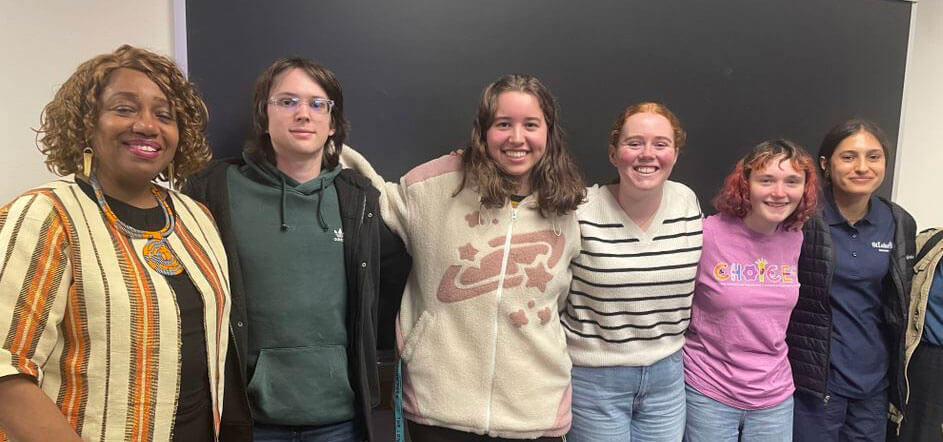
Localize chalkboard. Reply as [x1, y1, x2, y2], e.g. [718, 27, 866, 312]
[186, 0, 911, 205]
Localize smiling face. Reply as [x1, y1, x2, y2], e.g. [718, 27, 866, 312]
[267, 67, 335, 166]
[609, 112, 678, 198]
[823, 130, 886, 200]
[743, 155, 806, 234]
[485, 91, 548, 194]
[91, 68, 179, 192]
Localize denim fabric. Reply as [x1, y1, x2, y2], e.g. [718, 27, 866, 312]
[407, 421, 563, 441]
[567, 350, 685, 442]
[252, 420, 360, 442]
[793, 389, 888, 442]
[684, 384, 792, 442]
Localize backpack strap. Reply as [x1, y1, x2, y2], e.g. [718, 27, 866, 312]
[916, 229, 943, 264]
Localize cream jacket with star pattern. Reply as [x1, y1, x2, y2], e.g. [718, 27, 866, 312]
[343, 149, 579, 438]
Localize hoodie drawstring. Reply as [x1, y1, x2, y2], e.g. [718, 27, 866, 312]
[279, 175, 289, 231]
[279, 173, 329, 232]
[316, 179, 328, 231]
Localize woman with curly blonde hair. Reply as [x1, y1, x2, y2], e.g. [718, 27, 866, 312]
[0, 45, 229, 442]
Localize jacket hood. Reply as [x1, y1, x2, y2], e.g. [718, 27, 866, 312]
[242, 151, 341, 195]
[241, 151, 342, 231]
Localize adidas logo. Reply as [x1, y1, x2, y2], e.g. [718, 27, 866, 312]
[333, 227, 344, 242]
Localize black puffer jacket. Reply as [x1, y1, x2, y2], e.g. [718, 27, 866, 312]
[184, 158, 406, 441]
[786, 197, 916, 411]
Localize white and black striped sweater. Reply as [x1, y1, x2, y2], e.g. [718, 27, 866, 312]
[563, 181, 703, 367]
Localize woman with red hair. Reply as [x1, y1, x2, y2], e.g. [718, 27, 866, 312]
[563, 102, 703, 442]
[682, 139, 818, 441]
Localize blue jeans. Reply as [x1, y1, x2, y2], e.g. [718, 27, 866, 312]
[567, 350, 685, 442]
[793, 389, 888, 442]
[253, 420, 361, 442]
[684, 384, 793, 442]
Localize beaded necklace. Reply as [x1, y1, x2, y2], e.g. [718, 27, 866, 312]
[90, 174, 184, 276]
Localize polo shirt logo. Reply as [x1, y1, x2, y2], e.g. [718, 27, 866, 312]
[871, 241, 893, 252]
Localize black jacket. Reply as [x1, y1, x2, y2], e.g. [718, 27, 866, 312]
[184, 158, 405, 441]
[786, 197, 916, 410]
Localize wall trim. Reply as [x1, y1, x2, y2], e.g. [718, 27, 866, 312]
[893, 2, 918, 201]
[172, 0, 188, 76]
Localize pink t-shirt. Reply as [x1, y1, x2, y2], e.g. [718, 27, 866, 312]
[682, 214, 802, 410]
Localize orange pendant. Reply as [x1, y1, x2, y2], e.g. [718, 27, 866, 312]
[142, 238, 183, 276]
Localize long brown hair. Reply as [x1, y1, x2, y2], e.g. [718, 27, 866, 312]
[458, 74, 585, 216]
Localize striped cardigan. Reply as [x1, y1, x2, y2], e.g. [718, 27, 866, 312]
[563, 182, 703, 367]
[0, 178, 230, 441]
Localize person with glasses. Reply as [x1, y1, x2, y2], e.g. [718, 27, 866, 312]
[185, 58, 404, 441]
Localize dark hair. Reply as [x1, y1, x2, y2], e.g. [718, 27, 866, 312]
[817, 118, 889, 179]
[458, 74, 585, 217]
[245, 57, 349, 169]
[37, 45, 210, 187]
[608, 101, 687, 151]
[714, 139, 819, 230]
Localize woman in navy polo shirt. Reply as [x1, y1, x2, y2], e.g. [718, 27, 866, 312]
[788, 119, 916, 442]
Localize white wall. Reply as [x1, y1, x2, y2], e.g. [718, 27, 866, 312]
[896, 1, 943, 230]
[0, 0, 175, 203]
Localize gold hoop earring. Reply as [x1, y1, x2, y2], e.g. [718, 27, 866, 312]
[82, 147, 93, 178]
[166, 161, 176, 191]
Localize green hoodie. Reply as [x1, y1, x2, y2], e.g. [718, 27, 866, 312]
[226, 152, 353, 425]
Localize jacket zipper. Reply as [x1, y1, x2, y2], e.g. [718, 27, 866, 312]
[357, 194, 366, 240]
[229, 324, 244, 385]
[227, 321, 249, 435]
[484, 205, 518, 432]
[353, 193, 366, 351]
[894, 252, 908, 409]
[352, 193, 369, 433]
[823, 221, 836, 406]
[890, 230, 908, 427]
[902, 252, 936, 406]
[890, 207, 910, 437]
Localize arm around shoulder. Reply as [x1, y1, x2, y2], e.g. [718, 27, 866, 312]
[339, 144, 414, 242]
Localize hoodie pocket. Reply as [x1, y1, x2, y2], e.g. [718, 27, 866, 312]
[399, 311, 434, 363]
[247, 345, 355, 425]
